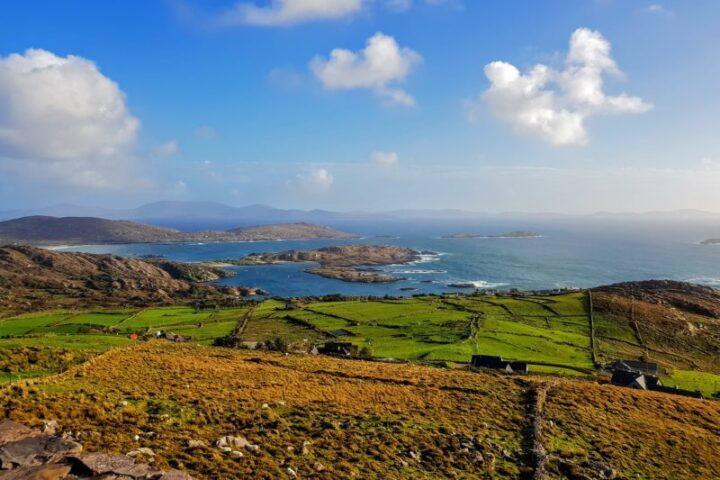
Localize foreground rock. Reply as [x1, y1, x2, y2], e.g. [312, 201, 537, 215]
[0, 419, 193, 479]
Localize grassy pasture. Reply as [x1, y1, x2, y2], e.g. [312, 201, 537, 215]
[663, 370, 720, 398]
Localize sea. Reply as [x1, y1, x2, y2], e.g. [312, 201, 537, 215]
[54, 218, 720, 298]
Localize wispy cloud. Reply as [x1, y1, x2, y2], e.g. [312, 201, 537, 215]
[217, 0, 363, 27]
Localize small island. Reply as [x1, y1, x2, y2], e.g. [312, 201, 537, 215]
[229, 245, 433, 283]
[442, 230, 541, 239]
[701, 239, 720, 245]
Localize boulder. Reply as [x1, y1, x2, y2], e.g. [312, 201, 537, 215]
[0, 435, 82, 469]
[0, 463, 71, 479]
[0, 420, 40, 447]
[66, 453, 161, 478]
[186, 440, 205, 449]
[215, 436, 250, 450]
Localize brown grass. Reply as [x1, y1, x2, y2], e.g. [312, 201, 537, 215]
[1, 342, 718, 479]
[0, 342, 530, 479]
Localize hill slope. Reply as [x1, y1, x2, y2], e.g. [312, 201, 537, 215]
[592, 280, 720, 374]
[0, 216, 180, 245]
[0, 245, 246, 311]
[0, 216, 356, 245]
[2, 342, 717, 479]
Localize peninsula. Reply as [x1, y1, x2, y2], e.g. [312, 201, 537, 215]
[233, 245, 432, 283]
[0, 216, 357, 246]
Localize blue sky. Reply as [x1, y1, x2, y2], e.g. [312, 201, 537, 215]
[0, 0, 719, 212]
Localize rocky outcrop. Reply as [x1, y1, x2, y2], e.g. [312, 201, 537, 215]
[594, 280, 720, 319]
[0, 245, 255, 312]
[0, 419, 194, 479]
[306, 267, 400, 283]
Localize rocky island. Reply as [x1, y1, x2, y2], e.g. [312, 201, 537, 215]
[442, 230, 541, 239]
[0, 216, 357, 245]
[701, 238, 720, 245]
[233, 245, 434, 283]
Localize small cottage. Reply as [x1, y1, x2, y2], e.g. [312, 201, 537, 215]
[611, 370, 661, 390]
[318, 342, 358, 356]
[471, 355, 528, 373]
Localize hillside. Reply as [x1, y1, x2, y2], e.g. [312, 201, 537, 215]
[0, 245, 253, 312]
[2, 342, 718, 479]
[0, 216, 180, 245]
[592, 280, 720, 374]
[0, 216, 356, 246]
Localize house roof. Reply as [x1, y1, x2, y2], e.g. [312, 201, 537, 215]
[612, 360, 659, 373]
[328, 329, 354, 337]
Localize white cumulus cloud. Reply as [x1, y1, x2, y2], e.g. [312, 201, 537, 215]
[219, 0, 363, 26]
[371, 151, 400, 167]
[475, 28, 652, 146]
[0, 49, 140, 187]
[310, 32, 422, 107]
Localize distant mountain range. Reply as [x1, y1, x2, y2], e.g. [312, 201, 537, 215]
[1, 201, 719, 229]
[0, 216, 356, 246]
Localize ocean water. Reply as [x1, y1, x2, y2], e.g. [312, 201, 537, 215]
[56, 219, 720, 298]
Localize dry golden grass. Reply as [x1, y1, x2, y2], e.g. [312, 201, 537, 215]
[544, 379, 720, 479]
[0, 342, 530, 479]
[1, 342, 718, 479]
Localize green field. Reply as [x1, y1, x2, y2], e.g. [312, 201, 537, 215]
[0, 293, 717, 398]
[663, 370, 720, 398]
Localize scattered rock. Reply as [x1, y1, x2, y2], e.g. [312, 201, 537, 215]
[313, 462, 326, 472]
[186, 440, 205, 449]
[245, 444, 260, 453]
[215, 436, 250, 451]
[286, 466, 297, 477]
[584, 460, 618, 479]
[0, 421, 196, 479]
[229, 450, 244, 459]
[41, 421, 59, 437]
[300, 441, 312, 456]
